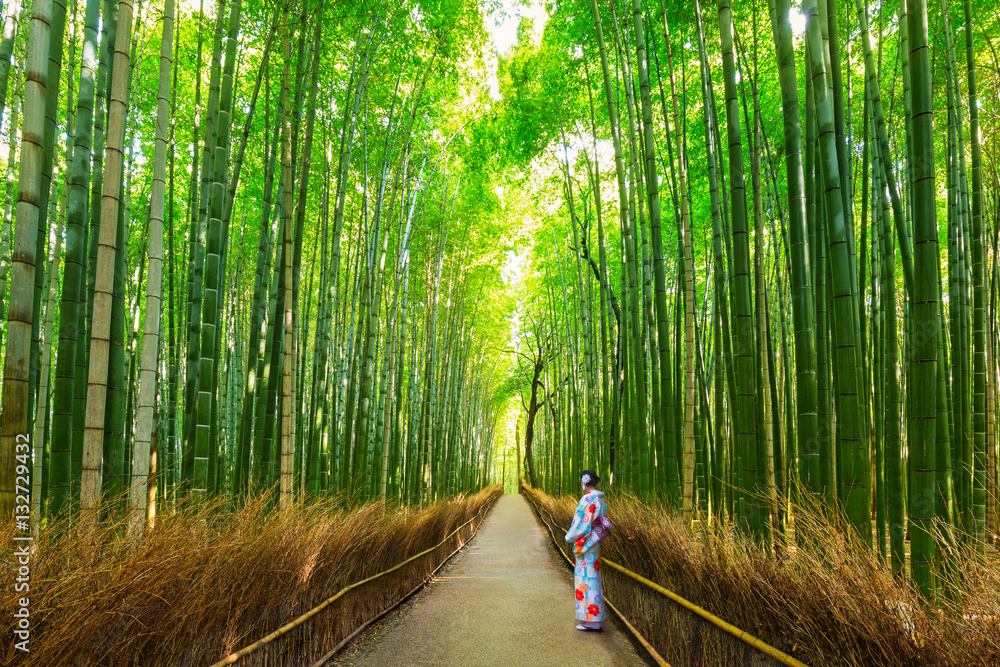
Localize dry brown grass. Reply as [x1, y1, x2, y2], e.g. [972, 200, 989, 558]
[522, 483, 1000, 667]
[1, 486, 500, 666]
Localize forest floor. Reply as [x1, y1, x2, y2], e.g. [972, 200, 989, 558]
[328, 493, 649, 666]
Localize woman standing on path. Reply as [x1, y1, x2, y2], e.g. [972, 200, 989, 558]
[565, 470, 608, 632]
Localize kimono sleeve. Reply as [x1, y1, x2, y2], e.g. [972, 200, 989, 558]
[581, 529, 601, 553]
[564, 496, 595, 543]
[579, 498, 607, 551]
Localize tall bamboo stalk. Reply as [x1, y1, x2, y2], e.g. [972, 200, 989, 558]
[906, 0, 941, 598]
[128, 0, 174, 537]
[278, 6, 296, 511]
[79, 0, 134, 535]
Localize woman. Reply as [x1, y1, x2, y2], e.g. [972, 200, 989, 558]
[564, 470, 607, 632]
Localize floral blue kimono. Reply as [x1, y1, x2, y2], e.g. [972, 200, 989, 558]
[564, 490, 607, 623]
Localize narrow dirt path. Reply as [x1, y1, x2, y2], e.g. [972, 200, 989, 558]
[340, 493, 648, 666]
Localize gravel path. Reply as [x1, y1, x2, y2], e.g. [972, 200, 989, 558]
[333, 493, 648, 666]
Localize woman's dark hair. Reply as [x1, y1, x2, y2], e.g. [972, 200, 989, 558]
[581, 470, 601, 486]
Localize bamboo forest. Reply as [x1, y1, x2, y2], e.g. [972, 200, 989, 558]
[1, 0, 1000, 662]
